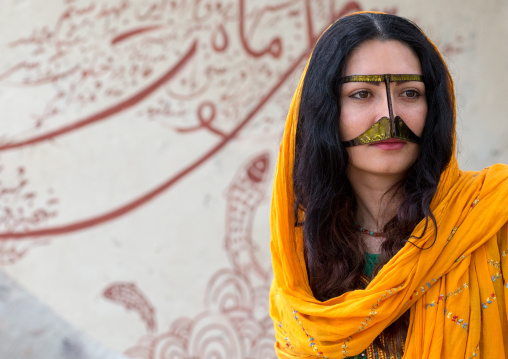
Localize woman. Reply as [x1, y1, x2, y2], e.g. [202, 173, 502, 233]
[269, 11, 508, 359]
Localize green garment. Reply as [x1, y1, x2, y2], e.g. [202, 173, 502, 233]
[364, 252, 380, 277]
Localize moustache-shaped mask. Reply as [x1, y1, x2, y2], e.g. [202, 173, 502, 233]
[339, 74, 423, 148]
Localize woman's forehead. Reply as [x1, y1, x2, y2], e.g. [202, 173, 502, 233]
[343, 39, 422, 76]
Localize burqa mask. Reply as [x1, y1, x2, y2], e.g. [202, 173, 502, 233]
[340, 74, 423, 147]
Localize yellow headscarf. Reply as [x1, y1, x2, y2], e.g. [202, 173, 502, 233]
[269, 12, 508, 359]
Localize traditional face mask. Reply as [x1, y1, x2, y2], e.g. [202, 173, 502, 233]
[340, 74, 424, 147]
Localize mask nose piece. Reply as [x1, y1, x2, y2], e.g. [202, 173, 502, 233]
[383, 75, 396, 137]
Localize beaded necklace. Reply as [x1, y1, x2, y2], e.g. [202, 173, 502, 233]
[356, 223, 384, 237]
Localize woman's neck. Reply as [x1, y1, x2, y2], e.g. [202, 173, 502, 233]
[349, 171, 404, 253]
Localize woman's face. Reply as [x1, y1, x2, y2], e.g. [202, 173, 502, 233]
[339, 39, 427, 180]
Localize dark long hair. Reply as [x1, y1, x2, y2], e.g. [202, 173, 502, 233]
[293, 13, 454, 353]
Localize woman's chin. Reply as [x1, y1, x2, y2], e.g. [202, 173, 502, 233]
[347, 146, 419, 179]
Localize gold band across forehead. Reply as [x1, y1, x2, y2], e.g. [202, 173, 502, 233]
[340, 73, 424, 147]
[340, 74, 423, 83]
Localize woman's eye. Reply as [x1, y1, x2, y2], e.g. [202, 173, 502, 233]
[351, 91, 370, 99]
[402, 90, 420, 98]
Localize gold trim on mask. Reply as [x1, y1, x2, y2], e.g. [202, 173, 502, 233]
[340, 73, 424, 147]
[341, 116, 420, 147]
[340, 74, 423, 83]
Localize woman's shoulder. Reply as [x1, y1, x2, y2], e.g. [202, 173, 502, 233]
[462, 163, 508, 190]
[482, 163, 508, 174]
[463, 163, 508, 176]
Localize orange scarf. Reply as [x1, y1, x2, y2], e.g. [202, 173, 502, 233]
[269, 17, 508, 359]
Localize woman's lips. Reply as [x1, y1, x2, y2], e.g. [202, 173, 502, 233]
[371, 139, 406, 150]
